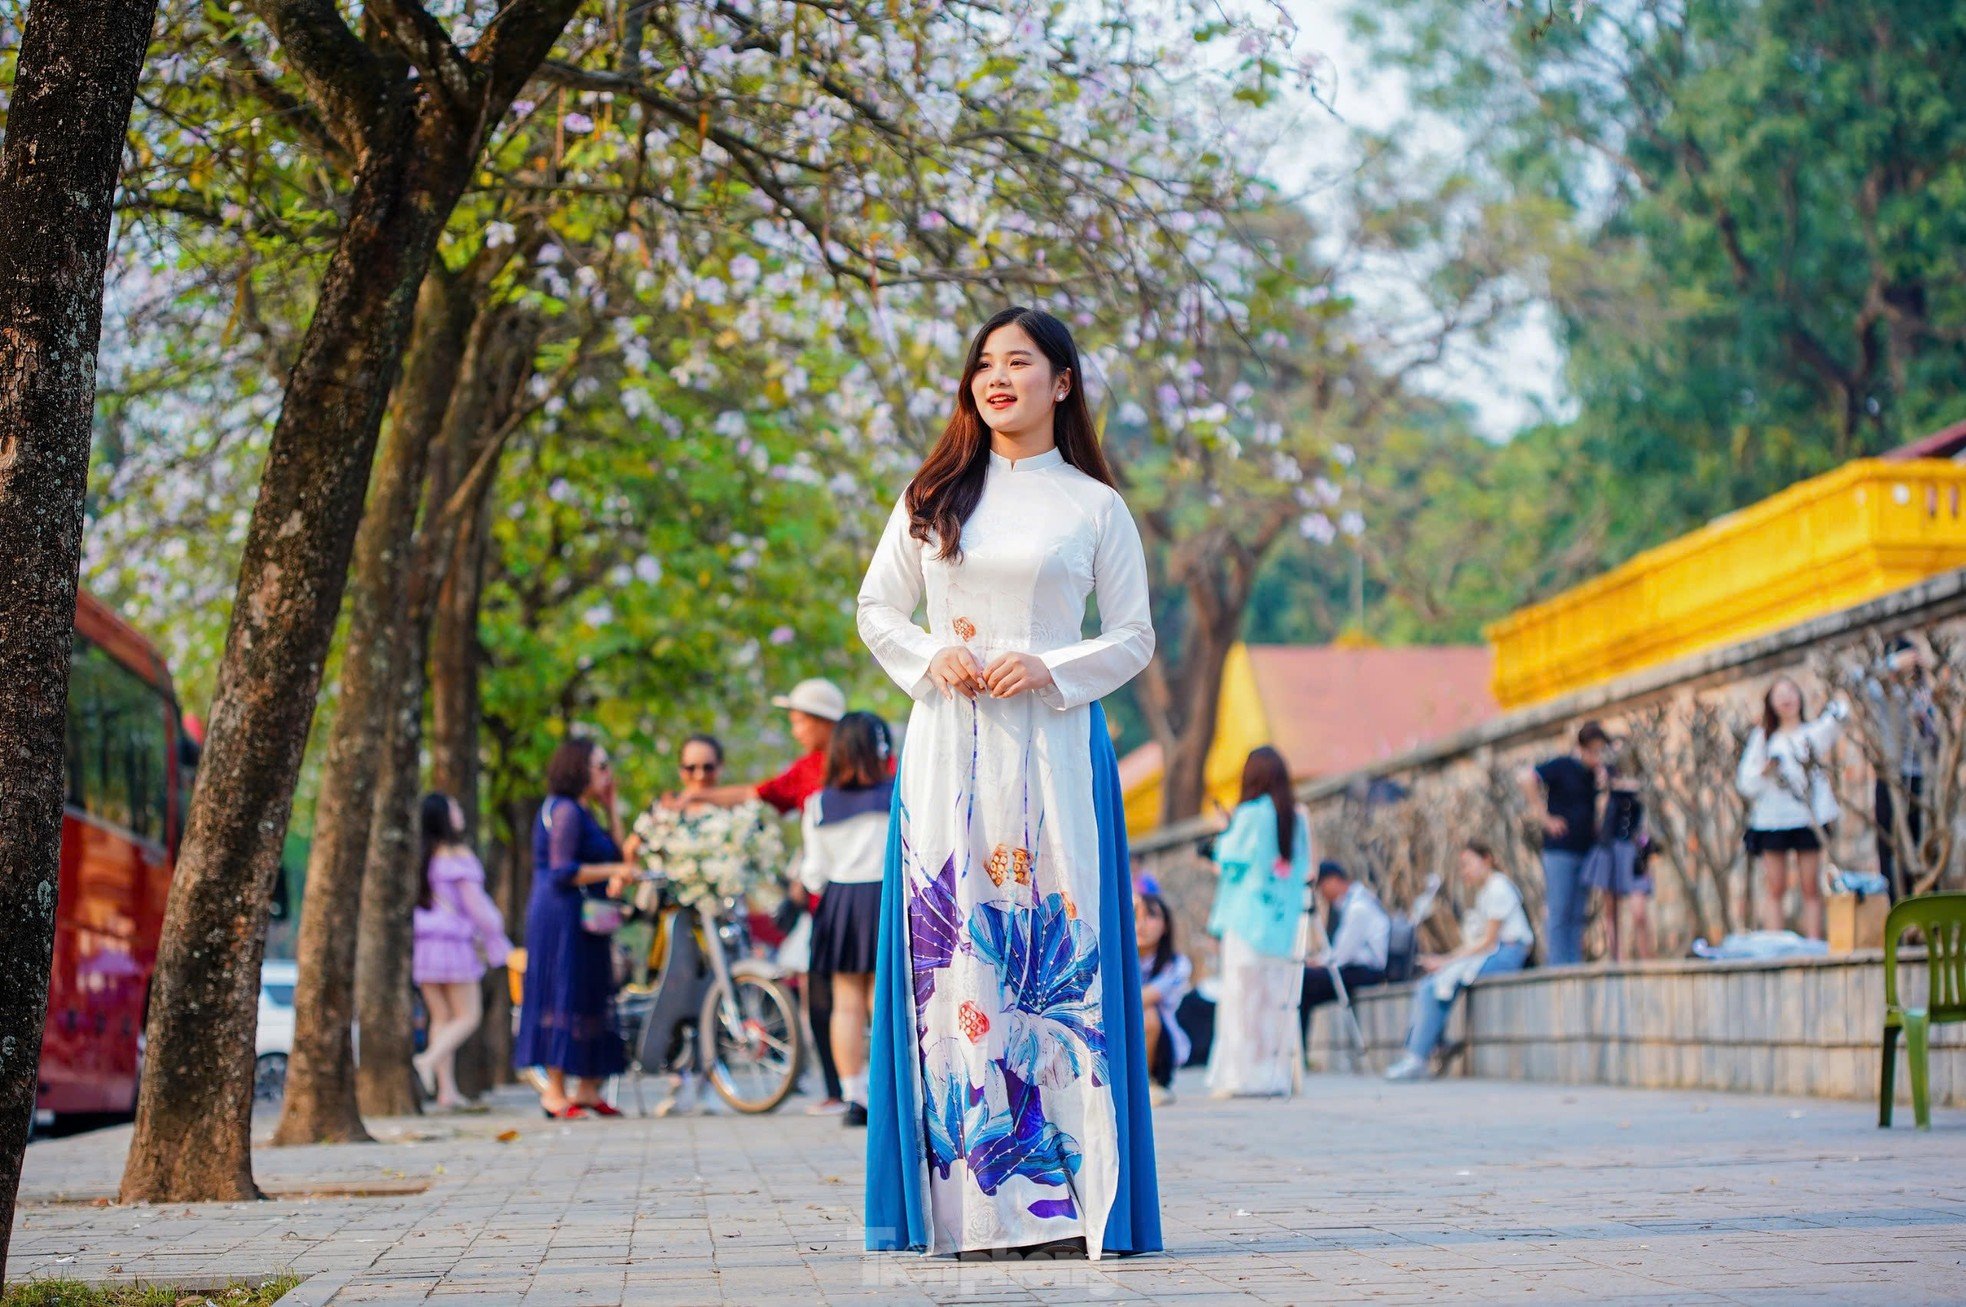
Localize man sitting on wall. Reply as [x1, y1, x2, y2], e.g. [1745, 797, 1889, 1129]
[1299, 860, 1391, 1043]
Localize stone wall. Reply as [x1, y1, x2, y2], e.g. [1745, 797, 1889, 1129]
[1131, 568, 1966, 978]
[1305, 952, 1965, 1110]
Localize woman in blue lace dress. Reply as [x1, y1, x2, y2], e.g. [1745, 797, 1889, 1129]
[515, 736, 629, 1119]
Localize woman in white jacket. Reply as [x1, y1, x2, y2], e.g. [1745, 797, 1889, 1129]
[1736, 678, 1847, 939]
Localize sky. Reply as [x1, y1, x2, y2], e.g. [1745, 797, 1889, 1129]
[1264, 0, 1568, 440]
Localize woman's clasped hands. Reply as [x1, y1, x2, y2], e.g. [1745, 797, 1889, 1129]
[928, 646, 1054, 701]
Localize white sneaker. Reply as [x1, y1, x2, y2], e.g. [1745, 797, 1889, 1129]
[1384, 1053, 1429, 1082]
[654, 1073, 699, 1117]
[1148, 1084, 1175, 1107]
[805, 1097, 849, 1117]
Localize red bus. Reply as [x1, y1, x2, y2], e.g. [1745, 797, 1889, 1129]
[36, 592, 189, 1126]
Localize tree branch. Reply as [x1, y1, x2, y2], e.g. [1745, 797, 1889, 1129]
[212, 24, 347, 165]
[247, 0, 386, 155]
[367, 0, 473, 112]
[469, 0, 584, 113]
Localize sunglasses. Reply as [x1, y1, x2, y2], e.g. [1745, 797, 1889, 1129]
[681, 762, 721, 775]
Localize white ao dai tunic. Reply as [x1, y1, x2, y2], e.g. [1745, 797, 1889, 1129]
[858, 445, 1155, 1256]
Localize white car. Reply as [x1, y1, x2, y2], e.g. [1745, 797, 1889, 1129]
[255, 959, 297, 1102]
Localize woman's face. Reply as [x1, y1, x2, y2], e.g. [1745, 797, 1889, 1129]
[1769, 679, 1803, 723]
[587, 748, 612, 797]
[679, 741, 722, 794]
[1134, 898, 1164, 952]
[447, 798, 466, 839]
[970, 323, 1065, 441]
[1457, 848, 1491, 888]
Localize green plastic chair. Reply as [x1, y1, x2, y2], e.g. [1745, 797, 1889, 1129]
[1879, 891, 1966, 1129]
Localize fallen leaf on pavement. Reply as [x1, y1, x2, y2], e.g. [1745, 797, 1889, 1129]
[496, 1128, 521, 1142]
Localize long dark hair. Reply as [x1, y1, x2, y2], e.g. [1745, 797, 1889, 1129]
[1760, 677, 1811, 739]
[1239, 746, 1296, 862]
[1137, 891, 1177, 978]
[417, 792, 464, 911]
[905, 306, 1116, 561]
[825, 711, 891, 789]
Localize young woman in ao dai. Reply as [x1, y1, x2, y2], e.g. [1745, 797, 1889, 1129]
[859, 445, 1161, 1258]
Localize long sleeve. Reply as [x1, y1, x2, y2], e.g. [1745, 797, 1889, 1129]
[441, 855, 514, 966]
[1798, 710, 1844, 759]
[1036, 493, 1156, 712]
[1211, 801, 1266, 872]
[1329, 886, 1391, 970]
[543, 799, 584, 890]
[857, 497, 943, 701]
[1736, 730, 1770, 800]
[797, 796, 833, 894]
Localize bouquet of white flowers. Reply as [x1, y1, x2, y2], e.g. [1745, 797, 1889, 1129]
[631, 799, 785, 908]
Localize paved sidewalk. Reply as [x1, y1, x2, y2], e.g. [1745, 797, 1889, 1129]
[11, 1070, 1964, 1304]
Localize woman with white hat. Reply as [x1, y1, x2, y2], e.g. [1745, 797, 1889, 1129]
[686, 674, 853, 1112]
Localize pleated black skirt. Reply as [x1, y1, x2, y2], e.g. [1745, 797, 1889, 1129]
[808, 880, 882, 975]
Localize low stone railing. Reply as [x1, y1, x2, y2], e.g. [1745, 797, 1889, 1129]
[1305, 951, 1964, 1109]
[1130, 565, 1966, 969]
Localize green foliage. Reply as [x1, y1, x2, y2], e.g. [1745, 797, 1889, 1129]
[1247, 418, 1609, 647]
[73, 0, 1318, 843]
[476, 310, 888, 810]
[1359, 0, 1966, 557]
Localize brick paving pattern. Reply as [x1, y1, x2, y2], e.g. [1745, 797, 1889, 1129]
[11, 1070, 1964, 1304]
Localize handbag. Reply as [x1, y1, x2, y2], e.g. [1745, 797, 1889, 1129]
[580, 894, 625, 936]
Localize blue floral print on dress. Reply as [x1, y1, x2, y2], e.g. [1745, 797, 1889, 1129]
[965, 1061, 1083, 1196]
[908, 849, 962, 1013]
[921, 1049, 1083, 1196]
[968, 894, 1108, 1087]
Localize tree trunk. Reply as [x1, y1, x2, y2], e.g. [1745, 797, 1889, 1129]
[0, 0, 155, 1279]
[122, 86, 492, 1201]
[426, 307, 540, 1097]
[342, 271, 501, 1122]
[427, 303, 539, 824]
[1156, 620, 1238, 825]
[354, 640, 429, 1117]
[437, 513, 500, 1095]
[352, 296, 540, 1112]
[430, 495, 490, 833]
[273, 268, 475, 1143]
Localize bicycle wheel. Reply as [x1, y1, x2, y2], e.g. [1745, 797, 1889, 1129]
[699, 970, 802, 1114]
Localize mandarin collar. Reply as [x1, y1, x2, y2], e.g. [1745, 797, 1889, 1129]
[987, 445, 1065, 473]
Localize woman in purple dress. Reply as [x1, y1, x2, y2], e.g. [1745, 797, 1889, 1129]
[411, 792, 513, 1109]
[516, 736, 630, 1119]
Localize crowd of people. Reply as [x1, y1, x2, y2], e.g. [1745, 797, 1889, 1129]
[397, 667, 1908, 1122]
[487, 678, 900, 1123]
[376, 305, 1949, 1265]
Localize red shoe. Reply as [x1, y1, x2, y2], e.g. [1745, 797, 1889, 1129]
[583, 1100, 623, 1117]
[543, 1103, 591, 1120]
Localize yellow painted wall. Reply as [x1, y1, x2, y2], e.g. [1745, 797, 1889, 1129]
[1122, 642, 1273, 838]
[1487, 459, 1966, 708]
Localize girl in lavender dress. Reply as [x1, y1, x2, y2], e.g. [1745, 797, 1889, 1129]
[861, 306, 1161, 1260]
[410, 792, 514, 1109]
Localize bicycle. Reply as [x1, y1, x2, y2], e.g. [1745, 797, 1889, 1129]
[614, 875, 803, 1114]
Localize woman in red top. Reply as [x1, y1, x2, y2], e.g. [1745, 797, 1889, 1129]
[686, 677, 850, 1111]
